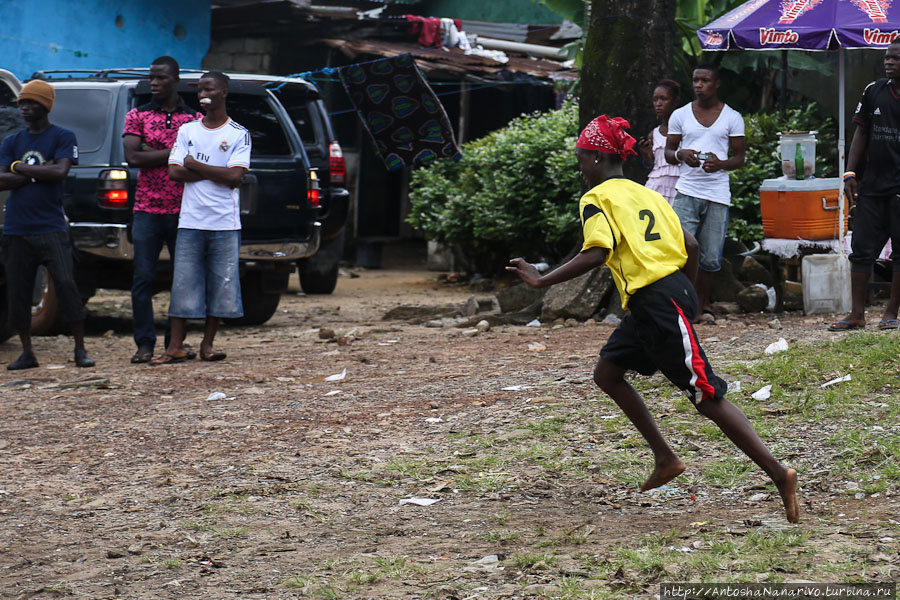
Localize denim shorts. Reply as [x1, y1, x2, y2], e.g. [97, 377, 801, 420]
[672, 192, 729, 272]
[169, 229, 243, 319]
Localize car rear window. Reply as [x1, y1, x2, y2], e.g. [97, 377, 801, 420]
[227, 95, 291, 157]
[284, 101, 316, 145]
[269, 86, 324, 153]
[51, 88, 113, 161]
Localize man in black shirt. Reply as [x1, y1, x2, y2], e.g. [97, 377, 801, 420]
[830, 39, 900, 332]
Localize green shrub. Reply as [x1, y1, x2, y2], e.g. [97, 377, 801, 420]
[729, 104, 837, 244]
[407, 101, 582, 274]
[408, 101, 838, 268]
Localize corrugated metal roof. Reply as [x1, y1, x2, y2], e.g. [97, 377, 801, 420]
[459, 20, 529, 43]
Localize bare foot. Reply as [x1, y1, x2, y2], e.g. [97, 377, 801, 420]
[777, 468, 800, 524]
[640, 459, 686, 492]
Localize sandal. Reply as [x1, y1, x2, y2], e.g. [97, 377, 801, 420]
[827, 319, 866, 331]
[131, 348, 153, 364]
[879, 319, 900, 331]
[200, 350, 227, 362]
[150, 352, 189, 366]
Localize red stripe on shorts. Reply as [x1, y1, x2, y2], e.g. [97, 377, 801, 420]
[670, 298, 716, 404]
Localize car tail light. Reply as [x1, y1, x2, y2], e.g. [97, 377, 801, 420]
[99, 169, 130, 208]
[328, 140, 346, 185]
[308, 168, 321, 208]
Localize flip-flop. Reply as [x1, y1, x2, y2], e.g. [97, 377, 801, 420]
[827, 320, 866, 331]
[150, 352, 188, 366]
[879, 319, 900, 331]
[200, 350, 227, 362]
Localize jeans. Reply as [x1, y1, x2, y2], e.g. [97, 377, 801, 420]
[672, 192, 730, 272]
[169, 229, 243, 319]
[131, 211, 179, 350]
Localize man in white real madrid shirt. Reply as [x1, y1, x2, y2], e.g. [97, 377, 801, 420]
[152, 72, 251, 365]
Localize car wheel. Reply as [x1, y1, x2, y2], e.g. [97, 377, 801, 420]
[223, 271, 282, 326]
[298, 229, 344, 295]
[30, 266, 60, 336]
[299, 261, 339, 295]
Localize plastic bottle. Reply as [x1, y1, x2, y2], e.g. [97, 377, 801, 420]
[794, 143, 804, 180]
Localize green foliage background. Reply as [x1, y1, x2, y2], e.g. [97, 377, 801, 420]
[408, 101, 838, 271]
[407, 102, 582, 274]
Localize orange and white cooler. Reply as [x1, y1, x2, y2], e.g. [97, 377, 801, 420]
[759, 177, 846, 240]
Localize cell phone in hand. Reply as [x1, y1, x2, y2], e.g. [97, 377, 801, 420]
[696, 152, 714, 161]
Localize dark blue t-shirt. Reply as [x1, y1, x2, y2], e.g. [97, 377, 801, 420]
[0, 125, 78, 235]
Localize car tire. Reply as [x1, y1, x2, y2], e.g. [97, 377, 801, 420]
[298, 229, 344, 295]
[299, 261, 339, 295]
[30, 266, 60, 336]
[223, 271, 282, 326]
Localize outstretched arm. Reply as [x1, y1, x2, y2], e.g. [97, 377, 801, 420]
[507, 246, 608, 289]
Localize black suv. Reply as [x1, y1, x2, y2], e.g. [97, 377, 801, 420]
[0, 68, 348, 338]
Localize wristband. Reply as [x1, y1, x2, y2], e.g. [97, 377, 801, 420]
[674, 149, 683, 163]
[641, 158, 654, 169]
[843, 171, 856, 181]
[9, 160, 21, 174]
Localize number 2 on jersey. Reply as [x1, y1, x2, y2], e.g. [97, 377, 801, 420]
[639, 209, 661, 242]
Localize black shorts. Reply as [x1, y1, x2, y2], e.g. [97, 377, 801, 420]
[600, 271, 727, 405]
[848, 193, 900, 273]
[1, 232, 85, 331]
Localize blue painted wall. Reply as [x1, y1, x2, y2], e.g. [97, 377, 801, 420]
[0, 0, 210, 80]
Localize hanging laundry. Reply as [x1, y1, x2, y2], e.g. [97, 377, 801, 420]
[338, 54, 462, 171]
[440, 18, 471, 51]
[405, 15, 444, 48]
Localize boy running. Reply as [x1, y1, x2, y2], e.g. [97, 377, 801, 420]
[507, 115, 799, 523]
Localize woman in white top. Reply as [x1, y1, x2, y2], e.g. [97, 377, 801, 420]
[638, 79, 681, 205]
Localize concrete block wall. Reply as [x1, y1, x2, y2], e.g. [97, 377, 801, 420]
[203, 37, 274, 74]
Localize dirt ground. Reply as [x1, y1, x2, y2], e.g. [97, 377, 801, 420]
[1, 264, 898, 599]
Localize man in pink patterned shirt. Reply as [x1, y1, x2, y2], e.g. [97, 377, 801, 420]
[123, 56, 200, 363]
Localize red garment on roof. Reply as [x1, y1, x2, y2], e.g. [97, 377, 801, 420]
[405, 15, 443, 48]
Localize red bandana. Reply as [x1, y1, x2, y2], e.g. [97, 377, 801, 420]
[576, 115, 637, 161]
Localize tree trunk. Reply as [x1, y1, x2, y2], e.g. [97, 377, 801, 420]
[581, 0, 677, 182]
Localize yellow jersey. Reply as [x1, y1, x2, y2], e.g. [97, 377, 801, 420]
[580, 178, 687, 309]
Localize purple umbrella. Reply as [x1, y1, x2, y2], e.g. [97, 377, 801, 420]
[699, 0, 899, 50]
[698, 0, 900, 240]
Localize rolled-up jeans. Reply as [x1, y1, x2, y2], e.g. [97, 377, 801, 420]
[131, 211, 179, 350]
[169, 228, 243, 319]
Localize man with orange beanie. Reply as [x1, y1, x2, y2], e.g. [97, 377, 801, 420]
[0, 79, 94, 369]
